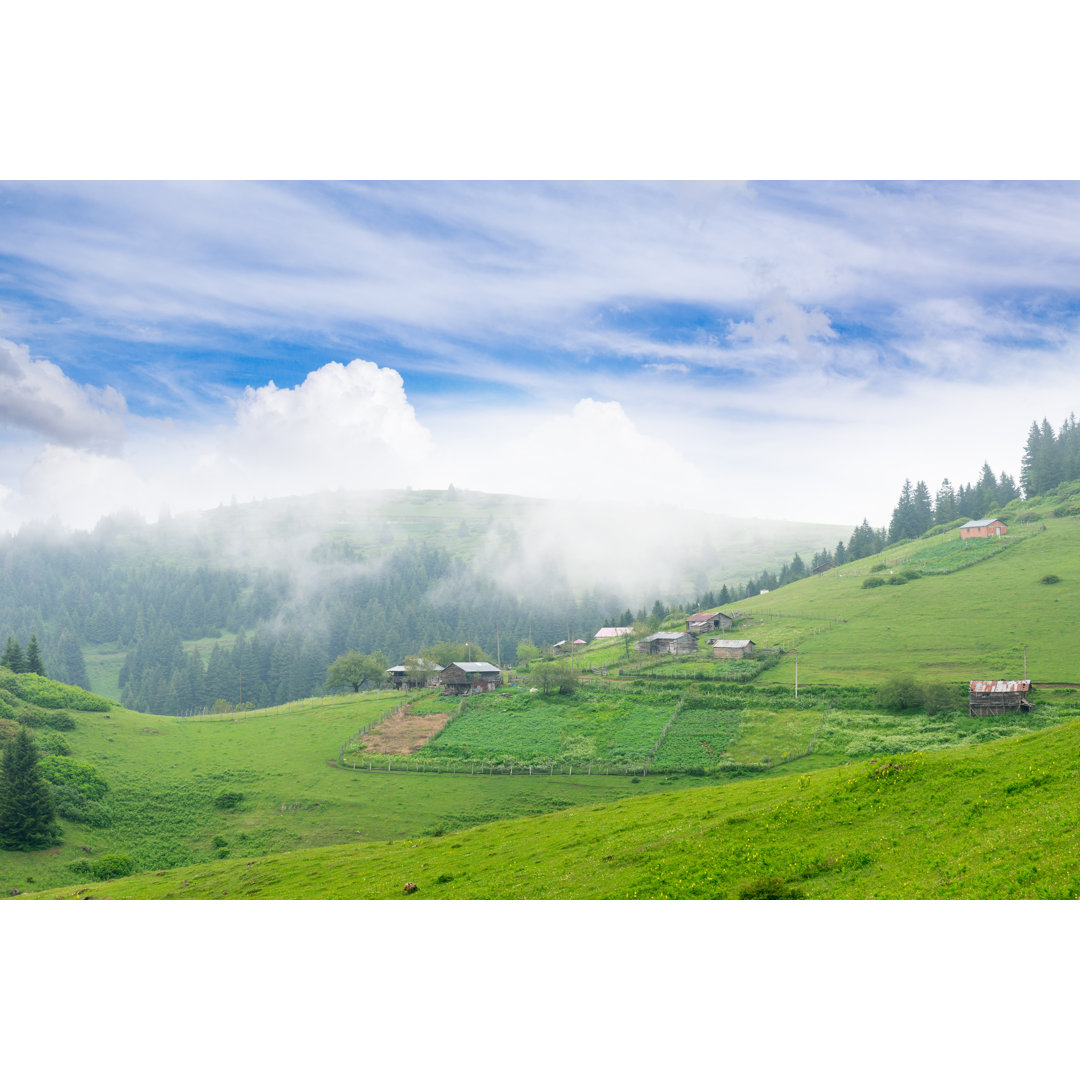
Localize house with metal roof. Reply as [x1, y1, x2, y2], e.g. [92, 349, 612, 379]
[960, 518, 1007, 539]
[594, 626, 633, 639]
[685, 610, 734, 634]
[711, 639, 756, 659]
[635, 631, 696, 655]
[385, 658, 444, 688]
[968, 679, 1032, 716]
[440, 661, 503, 695]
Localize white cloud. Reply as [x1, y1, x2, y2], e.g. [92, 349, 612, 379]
[0, 357, 434, 531]
[0, 337, 126, 451]
[226, 359, 431, 494]
[728, 288, 836, 358]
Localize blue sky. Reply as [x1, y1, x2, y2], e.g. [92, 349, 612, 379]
[3, 179, 1080, 532]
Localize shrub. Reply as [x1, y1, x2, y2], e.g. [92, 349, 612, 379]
[871, 563, 887, 572]
[898, 568, 922, 581]
[213, 790, 244, 810]
[15, 705, 50, 728]
[67, 854, 132, 880]
[38, 757, 108, 800]
[862, 576, 886, 589]
[43, 710, 75, 731]
[211, 835, 229, 848]
[88, 854, 134, 880]
[739, 875, 805, 899]
[886, 575, 907, 585]
[875, 676, 924, 711]
[921, 682, 958, 717]
[1040, 574, 1061, 585]
[34, 732, 71, 756]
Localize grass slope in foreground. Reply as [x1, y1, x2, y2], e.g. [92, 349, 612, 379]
[25, 714, 1080, 899]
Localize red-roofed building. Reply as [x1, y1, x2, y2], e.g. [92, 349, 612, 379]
[969, 679, 1032, 716]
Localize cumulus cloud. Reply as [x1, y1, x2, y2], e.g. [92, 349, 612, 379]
[223, 359, 431, 494]
[0, 338, 126, 451]
[0, 357, 435, 532]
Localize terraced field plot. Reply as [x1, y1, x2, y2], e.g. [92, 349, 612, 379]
[411, 686, 681, 766]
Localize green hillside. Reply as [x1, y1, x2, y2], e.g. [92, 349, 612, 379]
[711, 516, 1080, 685]
[23, 714, 1080, 899]
[7, 498, 1080, 900]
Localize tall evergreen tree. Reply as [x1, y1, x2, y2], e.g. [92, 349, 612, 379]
[997, 471, 1021, 506]
[24, 634, 44, 677]
[1, 635, 26, 673]
[0, 728, 60, 849]
[55, 631, 90, 690]
[888, 480, 915, 543]
[912, 481, 933, 536]
[934, 478, 958, 525]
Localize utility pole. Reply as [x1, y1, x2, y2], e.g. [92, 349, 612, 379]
[1024, 645, 1028, 679]
[794, 650, 798, 700]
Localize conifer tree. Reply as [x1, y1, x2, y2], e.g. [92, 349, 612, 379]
[1, 635, 26, 673]
[0, 728, 60, 850]
[24, 634, 44, 677]
[934, 479, 957, 525]
[912, 481, 933, 536]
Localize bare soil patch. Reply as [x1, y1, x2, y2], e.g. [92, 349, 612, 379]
[361, 706, 452, 755]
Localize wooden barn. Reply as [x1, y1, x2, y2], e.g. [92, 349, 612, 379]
[685, 610, 734, 634]
[385, 659, 443, 688]
[960, 518, 1007, 539]
[711, 639, 756, 659]
[440, 662, 503, 695]
[635, 631, 696, 655]
[968, 679, 1033, 716]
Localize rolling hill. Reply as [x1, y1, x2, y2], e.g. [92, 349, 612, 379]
[7, 490, 1080, 899]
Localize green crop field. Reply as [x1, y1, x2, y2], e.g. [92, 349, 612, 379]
[409, 685, 680, 767]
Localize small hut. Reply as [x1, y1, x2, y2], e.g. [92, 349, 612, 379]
[712, 639, 756, 660]
[960, 519, 1007, 539]
[686, 611, 734, 635]
[635, 631, 696, 656]
[440, 662, 503, 695]
[968, 679, 1032, 716]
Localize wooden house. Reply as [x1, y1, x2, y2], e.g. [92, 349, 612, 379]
[712, 639, 756, 659]
[440, 662, 503, 695]
[960, 519, 1007, 539]
[686, 610, 734, 635]
[968, 679, 1032, 716]
[635, 631, 696, 655]
[385, 659, 444, 688]
[594, 627, 633, 640]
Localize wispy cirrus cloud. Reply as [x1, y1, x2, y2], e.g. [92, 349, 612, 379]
[4, 181, 1080, 530]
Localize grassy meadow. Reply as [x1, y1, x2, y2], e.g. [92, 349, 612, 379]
[25, 711, 1080, 899]
[8, 502, 1080, 900]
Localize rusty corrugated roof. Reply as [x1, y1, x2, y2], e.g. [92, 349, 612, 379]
[969, 680, 1031, 693]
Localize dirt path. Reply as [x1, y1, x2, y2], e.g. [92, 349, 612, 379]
[361, 706, 453, 755]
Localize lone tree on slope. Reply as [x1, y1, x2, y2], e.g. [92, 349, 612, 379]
[325, 651, 389, 694]
[0, 728, 60, 850]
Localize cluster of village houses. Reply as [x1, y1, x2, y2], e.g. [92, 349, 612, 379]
[384, 608, 756, 696]
[384, 520, 1032, 714]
